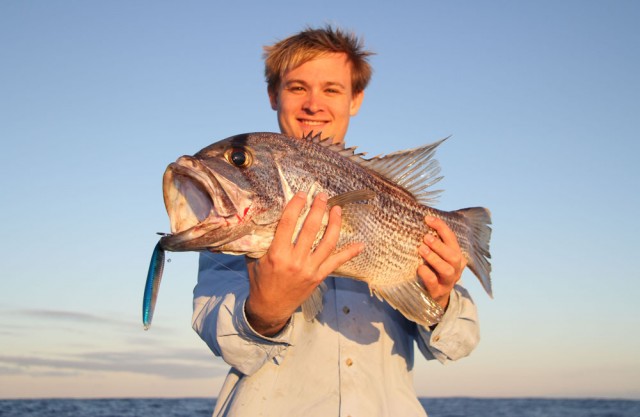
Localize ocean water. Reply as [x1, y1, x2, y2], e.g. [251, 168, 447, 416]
[0, 397, 639, 417]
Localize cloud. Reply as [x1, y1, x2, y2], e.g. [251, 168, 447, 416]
[1, 308, 155, 336]
[0, 346, 227, 380]
[0, 365, 22, 376]
[0, 307, 228, 380]
[11, 309, 132, 326]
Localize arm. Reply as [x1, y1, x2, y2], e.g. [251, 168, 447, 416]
[192, 191, 363, 375]
[192, 252, 294, 376]
[415, 216, 480, 362]
[416, 284, 479, 362]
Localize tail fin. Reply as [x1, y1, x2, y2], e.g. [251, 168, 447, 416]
[456, 207, 493, 297]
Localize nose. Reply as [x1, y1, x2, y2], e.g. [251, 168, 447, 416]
[302, 91, 322, 113]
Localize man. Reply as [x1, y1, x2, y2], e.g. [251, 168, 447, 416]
[192, 26, 479, 417]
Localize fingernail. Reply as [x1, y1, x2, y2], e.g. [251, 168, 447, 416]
[425, 234, 435, 244]
[333, 205, 342, 216]
[295, 191, 307, 199]
[317, 192, 328, 202]
[425, 216, 435, 223]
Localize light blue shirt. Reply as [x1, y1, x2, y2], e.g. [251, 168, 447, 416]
[193, 252, 480, 417]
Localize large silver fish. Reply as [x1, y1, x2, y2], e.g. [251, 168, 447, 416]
[143, 132, 492, 329]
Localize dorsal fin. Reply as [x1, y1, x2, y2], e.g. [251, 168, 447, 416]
[304, 132, 448, 205]
[303, 132, 366, 162]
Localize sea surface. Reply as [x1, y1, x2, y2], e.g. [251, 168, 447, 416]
[0, 397, 638, 417]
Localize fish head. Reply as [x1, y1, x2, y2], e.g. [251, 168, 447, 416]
[159, 133, 294, 254]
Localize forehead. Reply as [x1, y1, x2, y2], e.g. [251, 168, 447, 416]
[282, 53, 353, 86]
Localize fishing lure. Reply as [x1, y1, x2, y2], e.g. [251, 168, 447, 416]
[142, 241, 165, 330]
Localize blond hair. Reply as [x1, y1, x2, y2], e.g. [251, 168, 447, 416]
[263, 25, 374, 95]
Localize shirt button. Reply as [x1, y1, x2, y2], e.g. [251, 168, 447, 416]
[342, 306, 350, 314]
[433, 335, 441, 342]
[346, 358, 353, 367]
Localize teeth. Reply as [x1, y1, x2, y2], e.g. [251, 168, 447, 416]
[300, 120, 326, 126]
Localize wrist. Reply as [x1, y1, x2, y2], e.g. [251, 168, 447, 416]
[245, 297, 290, 337]
[435, 292, 450, 311]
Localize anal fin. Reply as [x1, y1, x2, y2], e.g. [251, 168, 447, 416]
[371, 279, 444, 327]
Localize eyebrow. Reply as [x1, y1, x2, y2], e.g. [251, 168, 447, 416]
[284, 79, 347, 90]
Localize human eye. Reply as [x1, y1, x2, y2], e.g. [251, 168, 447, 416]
[285, 83, 306, 93]
[324, 85, 344, 95]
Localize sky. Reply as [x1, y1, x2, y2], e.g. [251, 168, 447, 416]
[1, 0, 639, 400]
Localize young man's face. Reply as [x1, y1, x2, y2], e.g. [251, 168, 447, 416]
[269, 53, 364, 144]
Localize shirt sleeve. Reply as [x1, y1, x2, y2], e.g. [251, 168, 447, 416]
[192, 252, 293, 376]
[415, 284, 480, 363]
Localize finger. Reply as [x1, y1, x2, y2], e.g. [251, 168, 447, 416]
[317, 242, 365, 278]
[418, 243, 457, 284]
[422, 233, 456, 264]
[418, 239, 455, 277]
[311, 205, 342, 260]
[417, 262, 450, 309]
[271, 191, 308, 249]
[294, 192, 329, 253]
[425, 216, 461, 251]
[417, 261, 437, 290]
[423, 218, 466, 268]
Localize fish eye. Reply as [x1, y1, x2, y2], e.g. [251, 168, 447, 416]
[226, 147, 252, 168]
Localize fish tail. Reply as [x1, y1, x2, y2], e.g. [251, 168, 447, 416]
[456, 207, 493, 297]
[142, 241, 165, 330]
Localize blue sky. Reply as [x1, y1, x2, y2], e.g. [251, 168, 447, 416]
[1, 0, 639, 399]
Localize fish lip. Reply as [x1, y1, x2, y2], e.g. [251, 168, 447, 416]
[160, 156, 248, 251]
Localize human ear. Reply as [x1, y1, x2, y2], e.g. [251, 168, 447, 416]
[349, 91, 364, 116]
[268, 87, 279, 111]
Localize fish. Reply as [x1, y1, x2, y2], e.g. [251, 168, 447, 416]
[143, 132, 492, 330]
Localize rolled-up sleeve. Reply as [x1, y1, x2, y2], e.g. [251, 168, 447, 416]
[192, 252, 293, 376]
[416, 284, 480, 363]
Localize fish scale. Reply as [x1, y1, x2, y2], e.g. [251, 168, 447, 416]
[143, 132, 492, 329]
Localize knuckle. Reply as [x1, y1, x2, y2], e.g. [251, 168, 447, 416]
[265, 251, 281, 266]
[443, 264, 456, 278]
[278, 215, 298, 230]
[323, 240, 338, 254]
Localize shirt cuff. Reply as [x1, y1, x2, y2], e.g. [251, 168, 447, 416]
[418, 284, 479, 362]
[235, 296, 294, 346]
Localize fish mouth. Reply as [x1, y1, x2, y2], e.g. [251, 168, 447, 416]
[159, 156, 251, 251]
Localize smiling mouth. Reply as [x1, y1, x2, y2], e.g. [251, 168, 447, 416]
[298, 119, 328, 126]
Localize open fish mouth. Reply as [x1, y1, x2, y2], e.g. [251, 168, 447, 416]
[159, 156, 248, 251]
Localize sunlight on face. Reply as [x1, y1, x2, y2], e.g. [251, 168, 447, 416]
[269, 53, 364, 143]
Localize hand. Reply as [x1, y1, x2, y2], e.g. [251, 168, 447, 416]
[245, 191, 364, 336]
[417, 216, 467, 310]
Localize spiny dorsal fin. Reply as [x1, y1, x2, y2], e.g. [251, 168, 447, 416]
[304, 132, 367, 162]
[305, 132, 448, 206]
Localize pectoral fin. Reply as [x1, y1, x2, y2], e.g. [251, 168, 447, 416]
[301, 281, 328, 321]
[327, 189, 376, 208]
